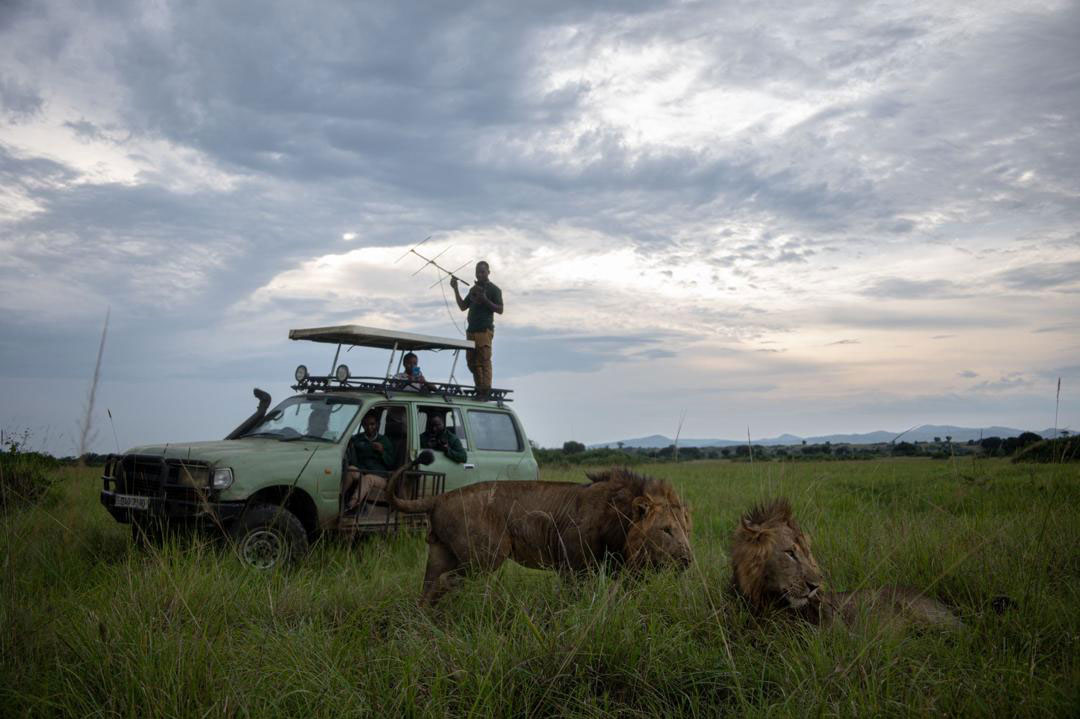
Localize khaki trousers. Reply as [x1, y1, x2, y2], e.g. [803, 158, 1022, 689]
[466, 328, 494, 392]
[344, 468, 387, 509]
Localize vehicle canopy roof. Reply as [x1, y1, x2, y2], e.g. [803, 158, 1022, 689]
[289, 325, 473, 352]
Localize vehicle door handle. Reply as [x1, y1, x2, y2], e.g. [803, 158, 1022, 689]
[464, 463, 476, 470]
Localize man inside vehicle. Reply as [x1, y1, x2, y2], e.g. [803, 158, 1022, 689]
[343, 412, 394, 513]
[419, 413, 467, 464]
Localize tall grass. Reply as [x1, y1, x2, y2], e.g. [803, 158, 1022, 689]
[2, 459, 1078, 717]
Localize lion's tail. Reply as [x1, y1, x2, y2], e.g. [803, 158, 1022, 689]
[386, 461, 437, 514]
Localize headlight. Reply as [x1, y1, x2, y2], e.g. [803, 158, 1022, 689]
[212, 468, 234, 490]
[335, 363, 350, 382]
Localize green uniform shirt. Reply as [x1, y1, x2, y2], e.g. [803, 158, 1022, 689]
[347, 432, 394, 473]
[420, 429, 467, 464]
[463, 281, 502, 333]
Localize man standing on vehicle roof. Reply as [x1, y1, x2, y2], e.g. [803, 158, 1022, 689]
[451, 260, 503, 399]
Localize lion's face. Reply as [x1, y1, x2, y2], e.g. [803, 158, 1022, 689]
[625, 492, 693, 570]
[732, 500, 823, 610]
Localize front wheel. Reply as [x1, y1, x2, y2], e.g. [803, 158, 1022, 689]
[230, 503, 308, 569]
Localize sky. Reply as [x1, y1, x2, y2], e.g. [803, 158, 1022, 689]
[1, 0, 1077, 456]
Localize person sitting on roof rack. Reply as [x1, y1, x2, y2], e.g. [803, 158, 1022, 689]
[343, 412, 394, 513]
[391, 352, 435, 393]
[420, 413, 466, 464]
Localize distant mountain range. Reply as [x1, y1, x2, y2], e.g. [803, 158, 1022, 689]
[590, 425, 1072, 449]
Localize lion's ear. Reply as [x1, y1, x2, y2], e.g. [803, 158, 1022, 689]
[632, 496, 651, 520]
[740, 516, 764, 538]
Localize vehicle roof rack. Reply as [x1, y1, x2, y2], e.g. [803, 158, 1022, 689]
[292, 375, 512, 403]
[289, 325, 473, 352]
[289, 325, 510, 403]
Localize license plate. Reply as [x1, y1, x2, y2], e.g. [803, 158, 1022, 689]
[115, 494, 150, 510]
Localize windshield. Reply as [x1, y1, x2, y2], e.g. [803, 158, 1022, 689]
[240, 396, 362, 442]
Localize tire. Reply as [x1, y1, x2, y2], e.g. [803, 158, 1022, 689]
[230, 502, 309, 569]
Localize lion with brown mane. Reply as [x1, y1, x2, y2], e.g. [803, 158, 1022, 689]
[731, 498, 962, 629]
[387, 465, 692, 604]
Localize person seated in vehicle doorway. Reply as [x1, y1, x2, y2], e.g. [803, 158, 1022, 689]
[391, 352, 435, 392]
[343, 412, 394, 513]
[419, 414, 467, 464]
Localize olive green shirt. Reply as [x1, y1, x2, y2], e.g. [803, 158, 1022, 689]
[420, 428, 467, 464]
[347, 432, 394, 473]
[463, 281, 502, 333]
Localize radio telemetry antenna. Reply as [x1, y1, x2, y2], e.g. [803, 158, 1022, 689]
[397, 236, 472, 288]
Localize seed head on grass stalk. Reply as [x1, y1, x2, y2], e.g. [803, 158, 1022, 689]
[77, 308, 109, 466]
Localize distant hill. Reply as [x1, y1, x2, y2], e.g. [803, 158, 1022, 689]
[589, 425, 1071, 449]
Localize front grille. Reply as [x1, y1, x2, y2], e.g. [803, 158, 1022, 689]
[111, 455, 211, 499]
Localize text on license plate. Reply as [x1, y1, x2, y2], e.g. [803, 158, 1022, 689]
[115, 494, 150, 510]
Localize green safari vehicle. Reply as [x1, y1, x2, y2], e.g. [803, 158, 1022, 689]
[100, 326, 539, 568]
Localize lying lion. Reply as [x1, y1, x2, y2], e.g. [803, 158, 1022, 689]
[387, 466, 692, 605]
[731, 498, 962, 629]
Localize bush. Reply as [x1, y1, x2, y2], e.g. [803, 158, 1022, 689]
[1012, 435, 1080, 463]
[0, 433, 59, 512]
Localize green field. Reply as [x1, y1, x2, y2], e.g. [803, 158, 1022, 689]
[3, 459, 1079, 717]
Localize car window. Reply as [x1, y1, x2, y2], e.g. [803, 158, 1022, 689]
[417, 406, 467, 441]
[468, 410, 522, 451]
[244, 396, 360, 442]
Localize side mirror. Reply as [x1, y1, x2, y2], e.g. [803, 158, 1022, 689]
[415, 449, 436, 466]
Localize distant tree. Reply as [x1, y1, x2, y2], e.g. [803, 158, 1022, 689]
[967, 439, 975, 446]
[1062, 430, 1071, 438]
[934, 436, 941, 443]
[801, 439, 807, 446]
[980, 437, 1003, 455]
[892, 441, 918, 456]
[617, 441, 624, 450]
[945, 435, 952, 443]
[562, 440, 586, 455]
[1002, 432, 1042, 455]
[720, 448, 731, 458]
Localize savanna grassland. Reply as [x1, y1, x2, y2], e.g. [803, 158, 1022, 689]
[2, 459, 1079, 718]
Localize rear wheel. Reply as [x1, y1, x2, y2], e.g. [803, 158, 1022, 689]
[230, 503, 308, 569]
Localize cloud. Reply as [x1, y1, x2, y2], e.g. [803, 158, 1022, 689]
[972, 373, 1033, 393]
[0, 74, 42, 122]
[2, 0, 1079, 454]
[821, 307, 1018, 330]
[996, 260, 1080, 292]
[859, 277, 972, 300]
[957, 370, 978, 378]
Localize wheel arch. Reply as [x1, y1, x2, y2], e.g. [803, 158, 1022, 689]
[247, 485, 319, 538]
